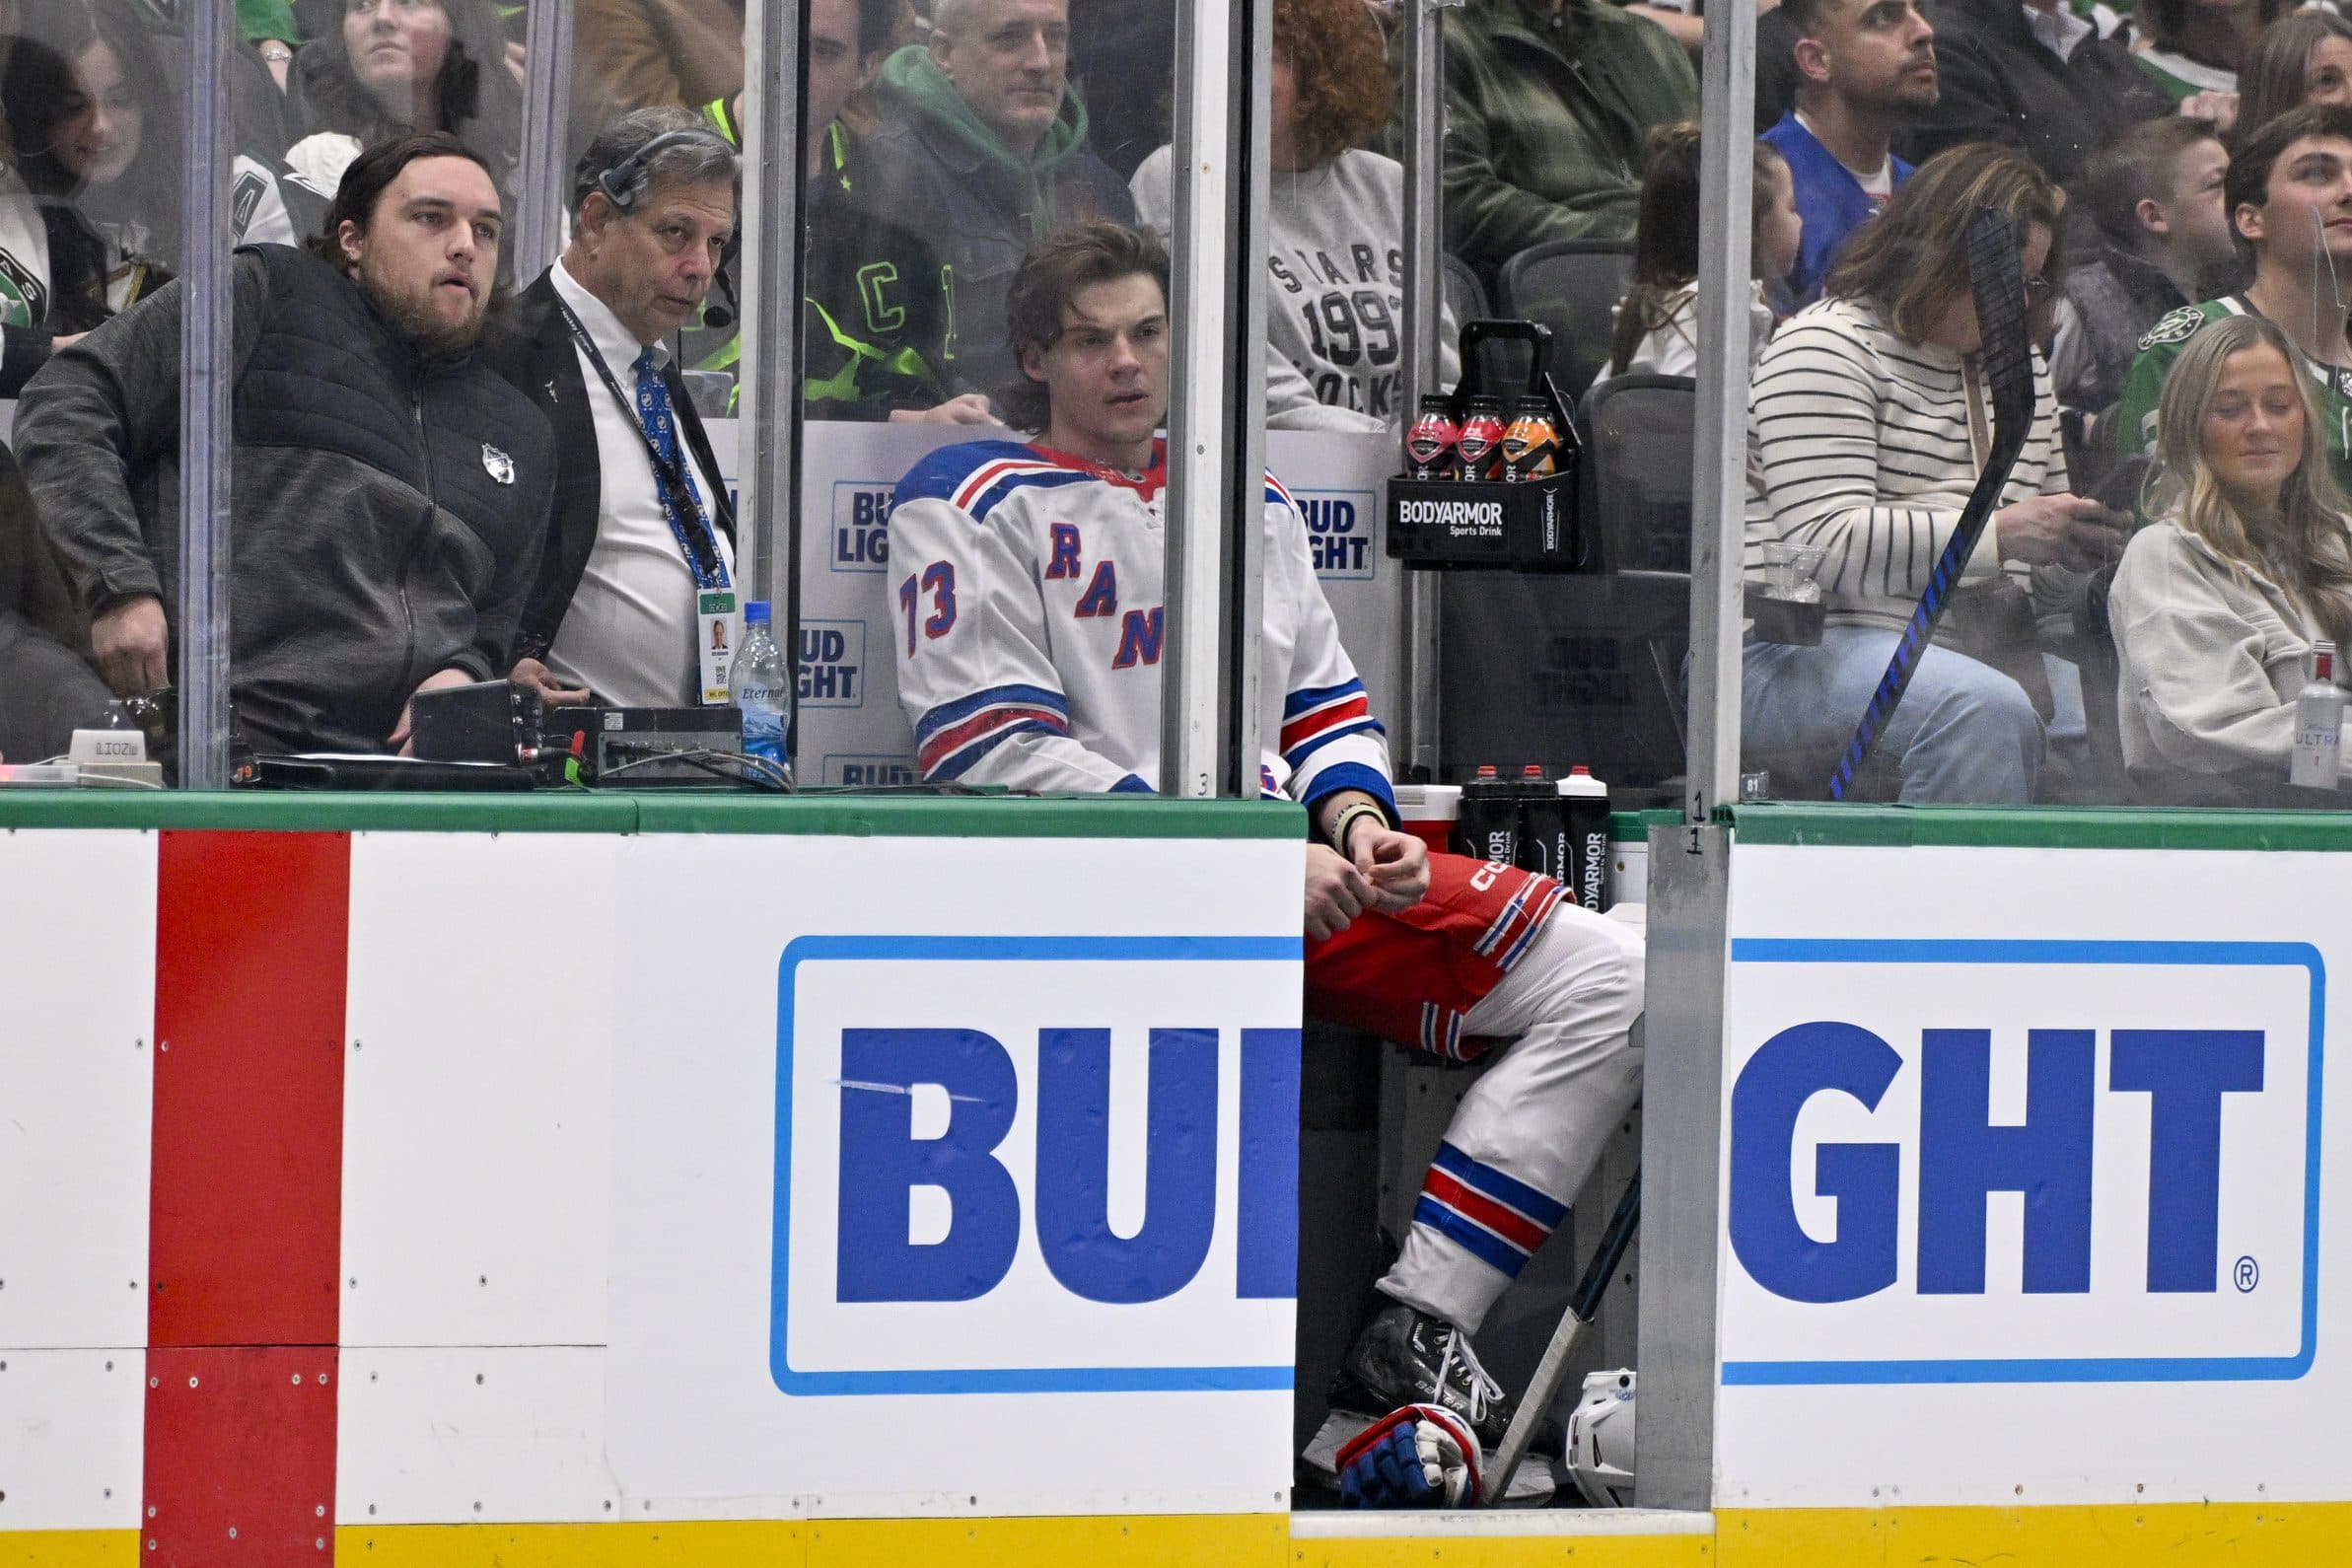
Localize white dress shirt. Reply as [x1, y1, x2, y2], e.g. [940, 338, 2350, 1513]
[545, 258, 735, 707]
[2022, 0, 2093, 62]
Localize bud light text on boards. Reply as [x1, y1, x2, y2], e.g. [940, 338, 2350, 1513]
[1718, 937, 2321, 1386]
[771, 933, 1304, 1396]
[831, 482, 893, 572]
[820, 754, 917, 787]
[796, 620, 864, 707]
[1296, 489, 1377, 581]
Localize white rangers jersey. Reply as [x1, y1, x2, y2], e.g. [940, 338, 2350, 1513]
[887, 437, 1396, 814]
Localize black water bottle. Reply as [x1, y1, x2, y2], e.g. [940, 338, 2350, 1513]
[1453, 764, 1519, 867]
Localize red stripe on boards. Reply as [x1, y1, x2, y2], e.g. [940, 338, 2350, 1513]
[146, 830, 351, 1564]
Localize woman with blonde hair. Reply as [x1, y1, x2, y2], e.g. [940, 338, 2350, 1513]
[2109, 313, 2352, 797]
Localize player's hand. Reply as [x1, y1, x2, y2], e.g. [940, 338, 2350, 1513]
[891, 393, 1000, 426]
[509, 657, 595, 706]
[1305, 843, 1378, 942]
[1994, 493, 2130, 571]
[92, 594, 169, 695]
[2179, 90, 2238, 137]
[1335, 1403, 1483, 1508]
[1351, 822, 1429, 913]
[390, 667, 475, 755]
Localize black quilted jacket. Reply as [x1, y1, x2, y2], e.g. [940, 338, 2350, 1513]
[16, 244, 555, 754]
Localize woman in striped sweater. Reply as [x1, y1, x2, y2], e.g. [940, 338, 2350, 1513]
[1745, 142, 2129, 803]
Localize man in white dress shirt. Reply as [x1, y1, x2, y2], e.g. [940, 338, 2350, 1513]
[489, 107, 743, 710]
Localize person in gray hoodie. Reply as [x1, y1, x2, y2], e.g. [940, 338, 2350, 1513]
[859, 0, 1133, 399]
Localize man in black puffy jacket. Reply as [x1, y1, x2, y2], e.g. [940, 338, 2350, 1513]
[1901, 0, 2173, 195]
[16, 131, 556, 756]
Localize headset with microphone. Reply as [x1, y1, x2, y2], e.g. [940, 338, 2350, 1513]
[594, 126, 738, 212]
[590, 124, 746, 326]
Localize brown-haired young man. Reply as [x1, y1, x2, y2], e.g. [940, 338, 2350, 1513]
[884, 220, 1646, 1473]
[2117, 103, 2352, 492]
[17, 132, 555, 755]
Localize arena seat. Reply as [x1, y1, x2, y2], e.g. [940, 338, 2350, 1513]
[1495, 239, 1635, 407]
[1442, 252, 1491, 334]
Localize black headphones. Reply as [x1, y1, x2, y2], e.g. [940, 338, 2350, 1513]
[594, 126, 738, 213]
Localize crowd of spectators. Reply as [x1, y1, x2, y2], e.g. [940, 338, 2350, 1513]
[6, 0, 2352, 814]
[1727, 0, 2352, 808]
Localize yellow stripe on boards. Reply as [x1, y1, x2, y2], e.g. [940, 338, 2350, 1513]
[1295, 1532, 1714, 1567]
[0, 1532, 140, 1568]
[1716, 1502, 2352, 1567]
[335, 1523, 800, 1566]
[335, 1515, 1289, 1566]
[806, 1514, 1289, 1565]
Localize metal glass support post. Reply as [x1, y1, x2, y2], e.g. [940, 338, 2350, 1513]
[740, 0, 806, 756]
[1397, 0, 1454, 778]
[1161, 0, 1270, 797]
[178, 0, 235, 787]
[1681, 9, 1756, 824]
[1635, 0, 1754, 1516]
[512, 0, 578, 281]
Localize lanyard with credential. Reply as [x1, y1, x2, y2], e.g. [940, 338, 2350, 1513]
[554, 295, 731, 591]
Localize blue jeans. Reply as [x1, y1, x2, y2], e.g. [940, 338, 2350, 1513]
[1744, 626, 2046, 804]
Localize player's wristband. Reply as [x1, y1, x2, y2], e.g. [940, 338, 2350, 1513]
[1328, 802, 1388, 858]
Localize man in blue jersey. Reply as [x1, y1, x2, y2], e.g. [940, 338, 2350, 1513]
[1763, 0, 1937, 306]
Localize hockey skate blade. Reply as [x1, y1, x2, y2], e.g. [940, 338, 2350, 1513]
[1301, 1410, 1561, 1505]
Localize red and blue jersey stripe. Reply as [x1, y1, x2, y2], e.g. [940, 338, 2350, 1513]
[1279, 677, 1385, 764]
[914, 683, 1070, 779]
[1412, 1140, 1569, 1278]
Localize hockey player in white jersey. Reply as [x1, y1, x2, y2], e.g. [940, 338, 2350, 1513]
[886, 221, 1644, 1460]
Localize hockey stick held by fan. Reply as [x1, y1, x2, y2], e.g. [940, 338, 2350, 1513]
[1827, 207, 2127, 798]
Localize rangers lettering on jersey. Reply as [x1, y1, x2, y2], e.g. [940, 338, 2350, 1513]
[887, 438, 1396, 813]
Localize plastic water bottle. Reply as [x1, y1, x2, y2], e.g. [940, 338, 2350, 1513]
[732, 600, 791, 778]
[2291, 640, 2343, 790]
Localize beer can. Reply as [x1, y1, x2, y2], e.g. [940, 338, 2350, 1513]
[1404, 395, 1461, 480]
[1453, 763, 1519, 866]
[1454, 396, 1508, 481]
[1499, 397, 1561, 482]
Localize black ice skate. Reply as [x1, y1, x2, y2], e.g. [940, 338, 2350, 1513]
[1329, 1297, 1514, 1453]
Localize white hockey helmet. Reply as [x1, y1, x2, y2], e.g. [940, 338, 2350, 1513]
[1566, 1368, 1635, 1508]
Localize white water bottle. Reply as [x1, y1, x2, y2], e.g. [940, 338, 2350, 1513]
[2291, 639, 2343, 790]
[731, 600, 792, 777]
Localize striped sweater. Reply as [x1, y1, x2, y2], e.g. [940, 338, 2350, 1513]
[1746, 295, 2067, 632]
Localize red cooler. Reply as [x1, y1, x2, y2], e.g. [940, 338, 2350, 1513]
[1392, 784, 1461, 859]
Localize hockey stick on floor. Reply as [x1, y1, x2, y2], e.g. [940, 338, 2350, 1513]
[1483, 1169, 1641, 1505]
[1827, 208, 2038, 799]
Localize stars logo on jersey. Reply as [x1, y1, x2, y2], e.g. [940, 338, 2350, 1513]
[0, 249, 46, 329]
[2138, 306, 2208, 352]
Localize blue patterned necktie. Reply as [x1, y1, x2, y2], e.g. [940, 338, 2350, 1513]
[632, 347, 718, 582]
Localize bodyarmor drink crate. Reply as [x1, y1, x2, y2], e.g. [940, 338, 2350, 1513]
[1386, 320, 1587, 572]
